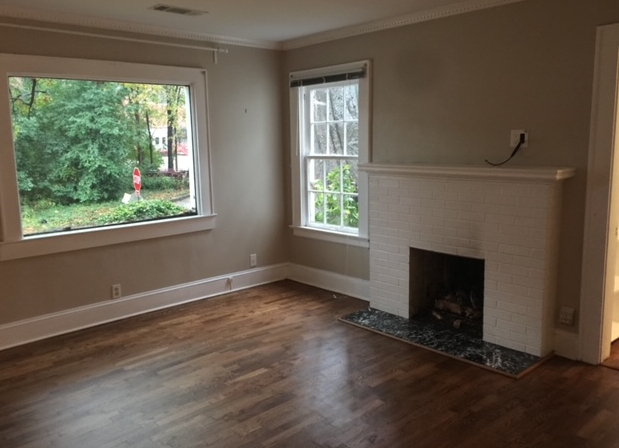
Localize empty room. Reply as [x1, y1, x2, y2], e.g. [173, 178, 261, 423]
[2, 0, 619, 446]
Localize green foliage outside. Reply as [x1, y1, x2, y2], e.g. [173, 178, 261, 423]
[9, 76, 192, 235]
[98, 200, 188, 225]
[313, 164, 358, 228]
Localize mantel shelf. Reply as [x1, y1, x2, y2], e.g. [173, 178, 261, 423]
[360, 163, 576, 182]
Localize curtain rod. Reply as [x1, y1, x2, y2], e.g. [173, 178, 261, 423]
[0, 22, 229, 54]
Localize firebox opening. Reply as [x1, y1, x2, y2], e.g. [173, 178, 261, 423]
[409, 248, 484, 339]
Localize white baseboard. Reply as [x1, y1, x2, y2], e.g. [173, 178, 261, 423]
[554, 329, 581, 361]
[0, 263, 289, 352]
[288, 263, 370, 301]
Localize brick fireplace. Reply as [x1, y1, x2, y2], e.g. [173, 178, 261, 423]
[361, 164, 575, 357]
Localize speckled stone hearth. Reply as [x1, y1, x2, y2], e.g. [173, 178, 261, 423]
[340, 308, 546, 377]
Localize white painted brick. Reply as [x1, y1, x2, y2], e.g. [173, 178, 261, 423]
[421, 198, 446, 210]
[500, 205, 533, 217]
[388, 188, 410, 197]
[498, 243, 531, 258]
[509, 331, 540, 348]
[501, 185, 534, 197]
[399, 196, 423, 207]
[484, 335, 498, 345]
[484, 316, 498, 328]
[497, 300, 529, 317]
[485, 307, 513, 322]
[485, 270, 514, 284]
[433, 190, 459, 201]
[378, 179, 399, 188]
[446, 201, 475, 212]
[497, 282, 530, 298]
[498, 339, 527, 353]
[512, 255, 544, 270]
[457, 211, 485, 222]
[472, 202, 502, 214]
[388, 252, 408, 263]
[513, 275, 544, 290]
[485, 298, 499, 309]
[444, 236, 470, 248]
[457, 247, 485, 260]
[388, 237, 410, 248]
[499, 319, 527, 335]
[525, 346, 542, 356]
[499, 223, 531, 238]
[484, 325, 512, 341]
[388, 204, 410, 215]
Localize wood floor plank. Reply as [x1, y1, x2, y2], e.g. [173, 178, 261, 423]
[2, 280, 619, 447]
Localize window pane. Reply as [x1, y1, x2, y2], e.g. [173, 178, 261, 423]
[346, 121, 359, 156]
[307, 159, 325, 193]
[343, 160, 359, 194]
[312, 123, 327, 155]
[310, 192, 325, 225]
[9, 77, 197, 236]
[328, 122, 345, 155]
[328, 86, 345, 121]
[312, 89, 327, 122]
[324, 160, 342, 193]
[325, 193, 342, 226]
[343, 194, 359, 228]
[344, 84, 359, 121]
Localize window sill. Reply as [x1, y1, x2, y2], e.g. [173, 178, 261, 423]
[0, 214, 217, 261]
[291, 225, 369, 248]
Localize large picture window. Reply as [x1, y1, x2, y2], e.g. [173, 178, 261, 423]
[0, 55, 214, 260]
[290, 61, 370, 247]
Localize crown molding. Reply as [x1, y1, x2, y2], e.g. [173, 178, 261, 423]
[282, 0, 526, 50]
[0, 5, 282, 50]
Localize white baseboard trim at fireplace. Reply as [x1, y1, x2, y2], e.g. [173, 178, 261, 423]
[288, 264, 370, 301]
[0, 263, 289, 352]
[554, 329, 581, 360]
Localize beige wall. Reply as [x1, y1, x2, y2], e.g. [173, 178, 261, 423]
[285, 0, 619, 330]
[0, 21, 287, 324]
[3, 0, 619, 337]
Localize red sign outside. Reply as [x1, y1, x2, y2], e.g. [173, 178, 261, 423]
[133, 167, 142, 193]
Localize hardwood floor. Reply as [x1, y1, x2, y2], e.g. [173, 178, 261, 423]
[2, 280, 619, 448]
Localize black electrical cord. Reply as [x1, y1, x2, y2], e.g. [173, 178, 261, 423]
[485, 133, 526, 167]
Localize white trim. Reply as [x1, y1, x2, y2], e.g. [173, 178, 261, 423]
[360, 163, 576, 183]
[0, 214, 217, 261]
[0, 0, 524, 51]
[0, 5, 278, 50]
[0, 263, 289, 352]
[554, 329, 580, 361]
[0, 54, 215, 259]
[291, 225, 369, 248]
[0, 22, 228, 54]
[580, 23, 619, 365]
[289, 60, 371, 243]
[288, 263, 370, 301]
[283, 0, 526, 50]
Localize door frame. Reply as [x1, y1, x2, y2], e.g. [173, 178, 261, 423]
[580, 23, 619, 364]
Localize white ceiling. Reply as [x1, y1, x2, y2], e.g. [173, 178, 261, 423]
[0, 0, 521, 49]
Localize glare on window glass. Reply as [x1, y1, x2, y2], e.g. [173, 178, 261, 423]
[8, 77, 197, 236]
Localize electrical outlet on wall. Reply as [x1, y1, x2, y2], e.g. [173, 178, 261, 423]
[559, 306, 575, 325]
[250, 253, 257, 267]
[510, 129, 529, 148]
[111, 284, 122, 299]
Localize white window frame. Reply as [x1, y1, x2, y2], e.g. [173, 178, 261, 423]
[0, 54, 215, 260]
[289, 60, 370, 248]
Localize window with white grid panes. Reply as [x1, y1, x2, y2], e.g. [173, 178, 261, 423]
[303, 80, 359, 232]
[290, 60, 369, 247]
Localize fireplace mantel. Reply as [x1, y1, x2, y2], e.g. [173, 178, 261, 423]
[365, 163, 575, 357]
[360, 163, 575, 182]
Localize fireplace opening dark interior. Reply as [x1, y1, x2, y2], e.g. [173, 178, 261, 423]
[409, 248, 485, 339]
